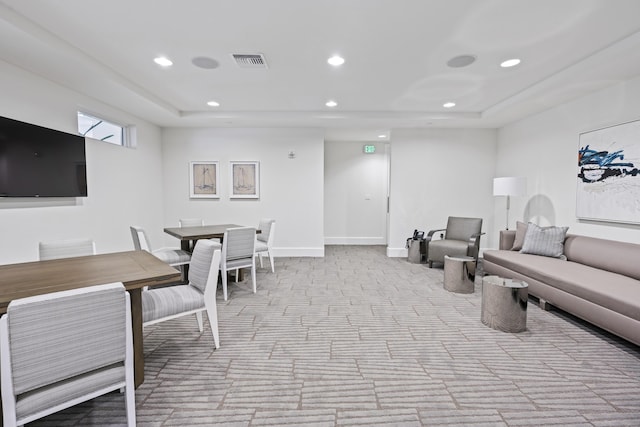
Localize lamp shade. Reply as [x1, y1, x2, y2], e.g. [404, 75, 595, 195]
[493, 177, 526, 196]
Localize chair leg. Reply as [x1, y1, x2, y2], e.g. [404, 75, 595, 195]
[235, 268, 239, 283]
[125, 372, 137, 426]
[195, 311, 204, 332]
[205, 306, 220, 349]
[251, 264, 257, 294]
[268, 250, 274, 273]
[258, 253, 264, 268]
[222, 270, 228, 301]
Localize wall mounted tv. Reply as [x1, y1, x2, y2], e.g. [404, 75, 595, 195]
[0, 116, 87, 197]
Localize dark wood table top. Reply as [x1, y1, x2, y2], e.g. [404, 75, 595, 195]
[164, 224, 258, 240]
[0, 250, 181, 313]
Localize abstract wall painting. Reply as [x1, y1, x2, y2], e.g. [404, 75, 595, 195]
[576, 119, 640, 224]
[189, 161, 219, 198]
[230, 161, 260, 199]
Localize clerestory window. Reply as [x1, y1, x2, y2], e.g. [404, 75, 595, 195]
[77, 112, 130, 146]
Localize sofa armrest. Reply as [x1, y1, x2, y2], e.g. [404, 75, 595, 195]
[499, 230, 516, 250]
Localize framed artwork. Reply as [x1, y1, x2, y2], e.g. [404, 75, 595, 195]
[189, 161, 219, 198]
[576, 119, 640, 224]
[230, 161, 260, 199]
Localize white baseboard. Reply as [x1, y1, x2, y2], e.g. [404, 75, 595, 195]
[386, 247, 408, 258]
[324, 237, 386, 245]
[273, 247, 324, 257]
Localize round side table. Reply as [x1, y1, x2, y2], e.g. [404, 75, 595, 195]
[481, 275, 528, 333]
[443, 255, 476, 294]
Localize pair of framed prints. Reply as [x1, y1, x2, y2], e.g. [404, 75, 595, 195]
[189, 161, 259, 199]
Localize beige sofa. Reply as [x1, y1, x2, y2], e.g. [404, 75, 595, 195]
[483, 230, 640, 346]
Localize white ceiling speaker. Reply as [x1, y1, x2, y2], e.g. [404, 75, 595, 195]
[192, 56, 220, 69]
[447, 55, 477, 68]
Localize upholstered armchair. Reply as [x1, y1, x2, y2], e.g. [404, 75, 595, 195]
[425, 216, 484, 267]
[142, 239, 221, 349]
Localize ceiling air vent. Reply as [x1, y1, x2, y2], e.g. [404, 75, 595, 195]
[232, 53, 268, 69]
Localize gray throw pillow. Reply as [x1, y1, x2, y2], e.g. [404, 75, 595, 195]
[511, 221, 528, 251]
[520, 223, 569, 259]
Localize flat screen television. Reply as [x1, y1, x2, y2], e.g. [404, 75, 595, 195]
[0, 116, 87, 197]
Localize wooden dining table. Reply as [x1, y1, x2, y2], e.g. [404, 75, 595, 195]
[163, 223, 256, 251]
[0, 250, 181, 389]
[164, 224, 260, 281]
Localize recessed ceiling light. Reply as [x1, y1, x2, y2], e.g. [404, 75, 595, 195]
[153, 56, 173, 67]
[378, 134, 387, 138]
[326, 100, 338, 107]
[207, 101, 220, 107]
[327, 55, 345, 66]
[500, 58, 521, 68]
[443, 102, 456, 108]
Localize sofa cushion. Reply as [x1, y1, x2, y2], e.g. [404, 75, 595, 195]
[483, 250, 640, 322]
[520, 223, 569, 259]
[564, 235, 640, 281]
[511, 221, 528, 251]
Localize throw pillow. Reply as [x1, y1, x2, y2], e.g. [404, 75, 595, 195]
[511, 221, 528, 251]
[520, 223, 569, 259]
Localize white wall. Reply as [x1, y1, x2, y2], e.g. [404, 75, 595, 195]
[388, 128, 498, 256]
[495, 75, 640, 244]
[161, 127, 325, 256]
[0, 61, 166, 264]
[324, 140, 388, 245]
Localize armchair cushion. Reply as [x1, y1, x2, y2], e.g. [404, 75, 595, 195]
[142, 286, 204, 323]
[428, 240, 469, 262]
[254, 240, 269, 252]
[16, 364, 125, 420]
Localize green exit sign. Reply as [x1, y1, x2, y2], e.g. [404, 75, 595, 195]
[363, 144, 376, 154]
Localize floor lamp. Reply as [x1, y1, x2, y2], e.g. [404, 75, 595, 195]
[493, 177, 527, 230]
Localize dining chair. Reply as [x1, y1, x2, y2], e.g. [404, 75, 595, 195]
[142, 239, 222, 348]
[179, 218, 204, 227]
[255, 218, 276, 272]
[0, 282, 136, 427]
[38, 238, 96, 260]
[130, 225, 191, 273]
[178, 218, 220, 247]
[220, 227, 257, 301]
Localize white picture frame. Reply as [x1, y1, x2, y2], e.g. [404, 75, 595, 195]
[576, 119, 640, 224]
[189, 161, 219, 199]
[229, 161, 260, 199]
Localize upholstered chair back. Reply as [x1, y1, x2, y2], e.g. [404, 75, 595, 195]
[179, 218, 204, 227]
[130, 226, 151, 252]
[38, 238, 96, 261]
[224, 227, 256, 261]
[446, 217, 483, 241]
[257, 218, 275, 243]
[189, 239, 221, 294]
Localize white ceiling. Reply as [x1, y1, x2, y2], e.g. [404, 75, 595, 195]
[2, 0, 640, 140]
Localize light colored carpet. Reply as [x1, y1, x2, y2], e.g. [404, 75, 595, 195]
[32, 246, 640, 426]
